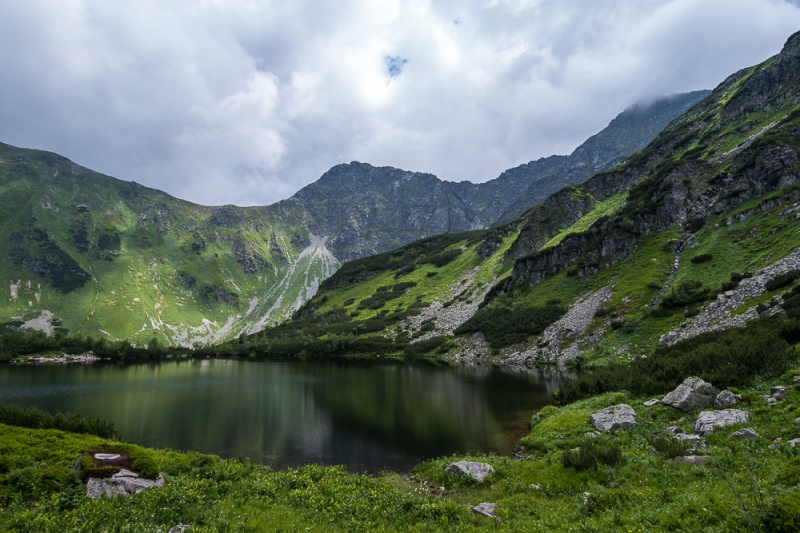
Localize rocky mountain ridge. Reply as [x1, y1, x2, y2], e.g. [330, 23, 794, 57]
[276, 30, 800, 370]
[0, 91, 701, 345]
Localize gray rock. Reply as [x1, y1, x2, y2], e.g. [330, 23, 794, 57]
[643, 399, 661, 407]
[86, 469, 165, 499]
[589, 404, 637, 432]
[445, 461, 495, 482]
[664, 426, 685, 434]
[794, 417, 800, 425]
[714, 390, 738, 410]
[673, 455, 712, 465]
[662, 377, 717, 411]
[472, 503, 497, 518]
[790, 438, 800, 447]
[695, 409, 750, 435]
[771, 386, 787, 401]
[676, 434, 703, 443]
[793, 375, 800, 383]
[168, 526, 190, 533]
[731, 428, 759, 439]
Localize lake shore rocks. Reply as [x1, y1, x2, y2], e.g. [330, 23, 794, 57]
[662, 377, 717, 411]
[589, 404, 637, 432]
[86, 469, 165, 499]
[695, 409, 750, 435]
[445, 461, 495, 482]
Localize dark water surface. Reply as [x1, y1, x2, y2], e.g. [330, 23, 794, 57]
[0, 359, 564, 472]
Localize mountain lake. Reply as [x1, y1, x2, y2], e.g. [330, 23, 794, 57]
[0, 359, 565, 472]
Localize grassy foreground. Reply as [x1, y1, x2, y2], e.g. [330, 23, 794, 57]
[1, 370, 799, 532]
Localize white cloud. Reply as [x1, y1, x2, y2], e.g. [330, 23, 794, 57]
[0, 0, 798, 206]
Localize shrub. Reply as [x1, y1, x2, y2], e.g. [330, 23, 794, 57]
[562, 440, 624, 471]
[690, 253, 713, 264]
[454, 302, 567, 349]
[660, 279, 710, 308]
[766, 270, 800, 292]
[0, 404, 119, 439]
[650, 436, 692, 458]
[554, 317, 798, 405]
[765, 489, 800, 533]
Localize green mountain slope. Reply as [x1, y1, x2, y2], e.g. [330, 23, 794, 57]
[0, 91, 698, 345]
[261, 31, 800, 367]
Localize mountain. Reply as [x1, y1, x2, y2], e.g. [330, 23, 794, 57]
[288, 90, 709, 262]
[260, 31, 800, 369]
[0, 92, 704, 346]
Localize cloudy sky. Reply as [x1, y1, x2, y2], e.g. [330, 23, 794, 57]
[1, 0, 799, 207]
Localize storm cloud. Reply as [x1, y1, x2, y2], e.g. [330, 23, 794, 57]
[1, 0, 798, 206]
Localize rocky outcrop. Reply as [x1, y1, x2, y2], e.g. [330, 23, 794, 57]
[662, 377, 717, 411]
[445, 461, 495, 482]
[589, 404, 637, 432]
[472, 503, 497, 518]
[731, 428, 759, 439]
[714, 390, 739, 410]
[695, 409, 750, 435]
[86, 469, 165, 499]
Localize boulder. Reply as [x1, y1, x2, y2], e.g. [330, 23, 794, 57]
[643, 399, 661, 407]
[662, 377, 717, 411]
[86, 469, 165, 499]
[445, 461, 494, 482]
[731, 428, 759, 440]
[771, 386, 787, 401]
[795, 417, 800, 425]
[472, 503, 497, 518]
[695, 409, 750, 435]
[589, 404, 637, 432]
[714, 390, 738, 410]
[673, 455, 711, 465]
[790, 438, 800, 447]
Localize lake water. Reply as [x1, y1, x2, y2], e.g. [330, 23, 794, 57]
[0, 359, 564, 472]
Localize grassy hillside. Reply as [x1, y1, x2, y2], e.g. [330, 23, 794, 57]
[0, 144, 336, 347]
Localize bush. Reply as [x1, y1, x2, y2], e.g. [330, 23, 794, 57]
[554, 317, 798, 405]
[660, 279, 710, 308]
[765, 489, 800, 533]
[766, 270, 800, 292]
[454, 302, 567, 349]
[650, 436, 692, 458]
[690, 253, 713, 264]
[562, 440, 624, 471]
[0, 404, 119, 439]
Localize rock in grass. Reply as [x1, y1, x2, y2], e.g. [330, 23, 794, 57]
[713, 390, 738, 410]
[731, 428, 759, 439]
[168, 526, 190, 533]
[472, 503, 497, 518]
[673, 455, 712, 465]
[794, 417, 800, 425]
[695, 409, 750, 435]
[664, 426, 685, 434]
[86, 469, 165, 499]
[771, 386, 787, 401]
[790, 438, 800, 447]
[662, 377, 717, 411]
[445, 461, 494, 482]
[643, 399, 661, 407]
[589, 404, 637, 432]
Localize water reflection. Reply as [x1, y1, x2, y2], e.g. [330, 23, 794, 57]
[0, 359, 563, 472]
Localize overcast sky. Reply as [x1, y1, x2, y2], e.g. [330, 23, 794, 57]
[1, 1, 799, 207]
